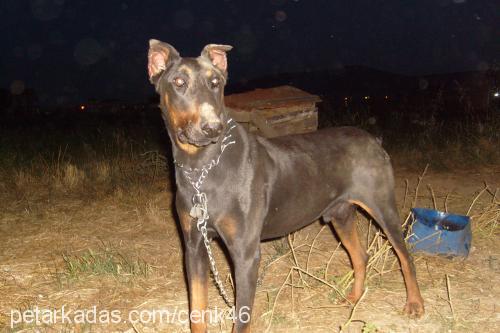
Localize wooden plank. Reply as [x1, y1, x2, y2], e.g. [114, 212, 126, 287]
[228, 106, 318, 138]
[256, 103, 316, 119]
[227, 107, 251, 122]
[241, 95, 321, 109]
[225, 85, 321, 111]
[267, 109, 316, 125]
[250, 112, 280, 138]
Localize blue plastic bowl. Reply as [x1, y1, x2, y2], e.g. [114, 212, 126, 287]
[408, 208, 471, 257]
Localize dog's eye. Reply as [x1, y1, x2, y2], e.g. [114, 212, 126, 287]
[173, 77, 186, 87]
[210, 77, 220, 88]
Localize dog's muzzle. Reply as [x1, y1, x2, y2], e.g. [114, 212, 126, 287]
[177, 121, 223, 146]
[201, 121, 223, 139]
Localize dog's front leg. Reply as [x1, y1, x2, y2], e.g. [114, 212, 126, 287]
[184, 229, 209, 333]
[229, 240, 260, 333]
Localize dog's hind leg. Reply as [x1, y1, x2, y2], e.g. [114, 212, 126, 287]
[375, 203, 425, 318]
[349, 196, 425, 318]
[327, 201, 368, 304]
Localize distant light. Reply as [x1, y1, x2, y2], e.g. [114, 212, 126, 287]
[364, 96, 370, 100]
[80, 105, 86, 111]
[494, 92, 500, 98]
[385, 95, 389, 99]
[344, 96, 350, 106]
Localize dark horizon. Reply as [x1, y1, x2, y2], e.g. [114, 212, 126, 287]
[1, 0, 499, 107]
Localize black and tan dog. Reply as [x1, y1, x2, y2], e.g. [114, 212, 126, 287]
[147, 39, 424, 333]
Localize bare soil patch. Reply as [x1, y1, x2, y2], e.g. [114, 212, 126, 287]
[1, 165, 499, 332]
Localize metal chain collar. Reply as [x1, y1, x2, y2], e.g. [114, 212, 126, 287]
[174, 118, 236, 307]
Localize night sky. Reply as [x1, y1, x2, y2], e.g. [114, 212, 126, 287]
[1, 0, 498, 107]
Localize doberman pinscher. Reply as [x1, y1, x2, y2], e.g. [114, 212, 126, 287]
[147, 40, 424, 333]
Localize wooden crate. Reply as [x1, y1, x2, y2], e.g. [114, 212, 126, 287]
[225, 85, 321, 138]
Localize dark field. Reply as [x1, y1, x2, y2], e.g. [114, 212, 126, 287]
[0, 96, 499, 332]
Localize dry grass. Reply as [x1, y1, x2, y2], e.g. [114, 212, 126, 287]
[13, 170, 36, 190]
[59, 163, 87, 190]
[0, 158, 499, 332]
[2, 92, 498, 332]
[470, 191, 500, 238]
[94, 161, 111, 183]
[61, 246, 152, 280]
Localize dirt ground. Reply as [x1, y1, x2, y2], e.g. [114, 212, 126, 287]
[0, 165, 499, 333]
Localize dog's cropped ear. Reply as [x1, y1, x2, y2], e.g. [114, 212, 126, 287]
[148, 39, 179, 85]
[201, 44, 233, 74]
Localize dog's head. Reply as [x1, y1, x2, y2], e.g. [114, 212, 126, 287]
[147, 40, 233, 150]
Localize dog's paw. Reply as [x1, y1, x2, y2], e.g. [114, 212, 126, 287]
[337, 291, 362, 306]
[403, 300, 425, 319]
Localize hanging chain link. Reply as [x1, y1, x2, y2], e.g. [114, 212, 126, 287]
[174, 119, 236, 307]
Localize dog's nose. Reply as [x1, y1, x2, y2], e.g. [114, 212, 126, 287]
[201, 122, 223, 137]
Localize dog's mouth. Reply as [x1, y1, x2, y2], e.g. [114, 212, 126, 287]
[177, 124, 222, 147]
